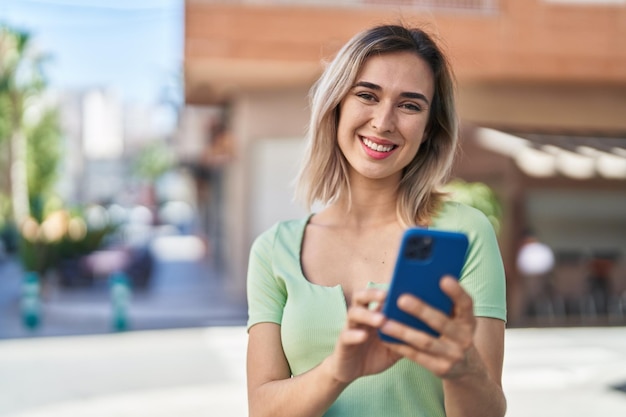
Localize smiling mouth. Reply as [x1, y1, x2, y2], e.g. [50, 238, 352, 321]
[361, 137, 397, 153]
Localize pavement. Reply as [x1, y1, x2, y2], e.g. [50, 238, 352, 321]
[503, 327, 626, 416]
[1, 246, 626, 417]
[0, 326, 249, 417]
[0, 326, 625, 417]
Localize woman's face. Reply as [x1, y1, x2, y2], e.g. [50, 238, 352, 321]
[337, 51, 434, 184]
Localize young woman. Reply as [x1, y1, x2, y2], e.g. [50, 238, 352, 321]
[246, 24, 507, 417]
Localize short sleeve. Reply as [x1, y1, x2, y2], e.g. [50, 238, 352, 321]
[246, 225, 288, 331]
[434, 202, 507, 322]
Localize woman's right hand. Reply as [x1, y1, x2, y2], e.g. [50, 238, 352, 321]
[326, 288, 402, 384]
[248, 288, 403, 417]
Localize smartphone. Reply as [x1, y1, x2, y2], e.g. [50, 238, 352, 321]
[379, 228, 469, 342]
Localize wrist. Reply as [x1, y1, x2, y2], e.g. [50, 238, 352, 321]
[320, 355, 353, 389]
[444, 347, 489, 383]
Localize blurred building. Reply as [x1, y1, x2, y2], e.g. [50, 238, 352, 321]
[56, 88, 124, 205]
[181, 0, 626, 325]
[57, 88, 176, 207]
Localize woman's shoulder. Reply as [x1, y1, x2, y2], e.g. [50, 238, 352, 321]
[432, 200, 495, 235]
[253, 215, 311, 247]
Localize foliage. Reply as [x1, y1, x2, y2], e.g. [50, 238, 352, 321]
[0, 25, 47, 107]
[0, 193, 18, 252]
[0, 87, 12, 145]
[0, 24, 64, 267]
[132, 141, 175, 181]
[0, 24, 49, 144]
[1, 24, 127, 280]
[0, 23, 54, 225]
[0, 193, 10, 227]
[444, 179, 503, 235]
[18, 207, 117, 275]
[26, 107, 62, 217]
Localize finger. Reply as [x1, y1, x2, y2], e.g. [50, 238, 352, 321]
[339, 328, 369, 345]
[380, 321, 468, 370]
[385, 340, 465, 377]
[436, 278, 476, 344]
[347, 303, 386, 328]
[380, 319, 437, 350]
[395, 291, 474, 342]
[352, 288, 387, 308]
[395, 293, 450, 335]
[439, 276, 474, 319]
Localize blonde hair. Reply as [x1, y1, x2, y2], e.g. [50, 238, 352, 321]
[295, 24, 458, 226]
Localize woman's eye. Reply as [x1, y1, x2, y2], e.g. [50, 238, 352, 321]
[356, 92, 376, 102]
[400, 102, 422, 112]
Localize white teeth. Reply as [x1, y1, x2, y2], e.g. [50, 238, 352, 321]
[362, 138, 394, 152]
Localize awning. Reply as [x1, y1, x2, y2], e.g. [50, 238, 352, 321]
[475, 128, 626, 179]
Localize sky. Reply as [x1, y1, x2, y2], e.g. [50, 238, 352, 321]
[0, 0, 184, 105]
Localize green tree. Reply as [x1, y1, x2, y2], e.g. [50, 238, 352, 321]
[133, 140, 176, 182]
[444, 179, 503, 235]
[26, 107, 62, 222]
[0, 24, 50, 225]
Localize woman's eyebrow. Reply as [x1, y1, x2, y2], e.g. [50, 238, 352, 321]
[352, 81, 430, 104]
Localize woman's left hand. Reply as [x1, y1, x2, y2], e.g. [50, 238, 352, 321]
[379, 276, 478, 379]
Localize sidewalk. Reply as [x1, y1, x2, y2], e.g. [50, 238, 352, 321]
[0, 238, 250, 416]
[0, 326, 625, 417]
[503, 327, 626, 416]
[0, 326, 248, 417]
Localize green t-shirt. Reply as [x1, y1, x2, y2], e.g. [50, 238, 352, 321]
[247, 201, 506, 417]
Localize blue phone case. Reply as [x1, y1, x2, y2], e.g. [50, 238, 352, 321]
[379, 228, 469, 342]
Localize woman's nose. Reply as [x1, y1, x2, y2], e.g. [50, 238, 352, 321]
[370, 103, 396, 133]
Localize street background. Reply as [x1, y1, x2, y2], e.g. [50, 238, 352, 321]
[2, 251, 626, 417]
[1, 1, 626, 416]
[1, 323, 626, 416]
[0, 242, 247, 339]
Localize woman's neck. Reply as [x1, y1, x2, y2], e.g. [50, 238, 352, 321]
[325, 178, 401, 229]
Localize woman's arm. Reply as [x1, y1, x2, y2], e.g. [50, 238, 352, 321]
[247, 323, 347, 417]
[380, 277, 506, 417]
[247, 288, 398, 417]
[441, 317, 506, 417]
